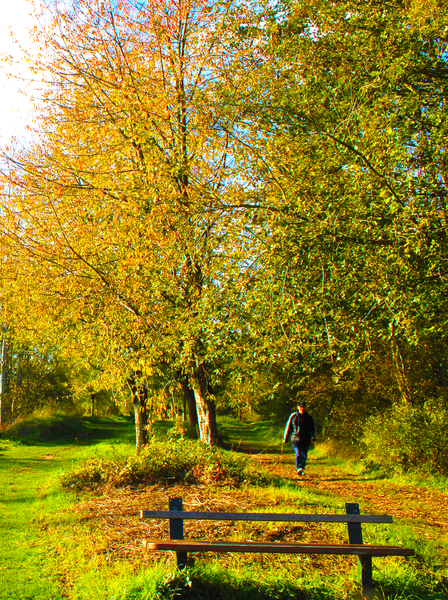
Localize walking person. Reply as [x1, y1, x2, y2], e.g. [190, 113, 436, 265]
[283, 400, 316, 476]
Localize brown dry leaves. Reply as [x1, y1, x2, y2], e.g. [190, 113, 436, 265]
[63, 450, 448, 574]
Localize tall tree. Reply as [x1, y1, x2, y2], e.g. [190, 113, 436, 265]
[227, 0, 448, 404]
[1, 0, 253, 444]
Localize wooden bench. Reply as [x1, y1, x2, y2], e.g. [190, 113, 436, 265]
[141, 498, 414, 598]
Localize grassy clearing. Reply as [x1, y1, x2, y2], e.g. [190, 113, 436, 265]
[217, 416, 284, 453]
[0, 439, 74, 600]
[0, 415, 135, 600]
[4, 412, 135, 446]
[1, 414, 447, 600]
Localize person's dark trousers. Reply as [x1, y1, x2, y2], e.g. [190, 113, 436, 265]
[292, 442, 309, 472]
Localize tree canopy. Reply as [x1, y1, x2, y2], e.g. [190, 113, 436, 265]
[1, 0, 447, 460]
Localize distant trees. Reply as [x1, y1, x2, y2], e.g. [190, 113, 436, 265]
[1, 0, 447, 463]
[0, 335, 75, 425]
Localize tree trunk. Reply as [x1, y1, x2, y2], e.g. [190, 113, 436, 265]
[189, 363, 217, 445]
[180, 376, 198, 428]
[90, 391, 96, 418]
[128, 376, 149, 453]
[0, 329, 7, 426]
[16, 351, 23, 388]
[14, 351, 23, 418]
[133, 400, 144, 452]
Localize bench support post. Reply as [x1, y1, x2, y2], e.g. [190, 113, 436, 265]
[346, 503, 373, 599]
[359, 556, 373, 598]
[169, 497, 188, 569]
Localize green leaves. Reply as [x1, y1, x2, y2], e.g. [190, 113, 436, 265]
[1, 0, 447, 435]
[222, 0, 448, 412]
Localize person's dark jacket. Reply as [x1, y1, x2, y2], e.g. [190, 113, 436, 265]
[283, 410, 316, 447]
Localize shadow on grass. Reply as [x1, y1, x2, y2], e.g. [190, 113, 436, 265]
[153, 574, 448, 600]
[1, 416, 135, 447]
[82, 417, 135, 444]
[157, 576, 309, 600]
[219, 420, 284, 455]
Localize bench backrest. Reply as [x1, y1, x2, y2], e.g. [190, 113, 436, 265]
[140, 510, 393, 524]
[141, 498, 393, 551]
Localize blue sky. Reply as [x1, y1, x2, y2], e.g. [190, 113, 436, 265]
[0, 0, 38, 144]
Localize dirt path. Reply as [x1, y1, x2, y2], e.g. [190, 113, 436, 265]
[254, 450, 448, 548]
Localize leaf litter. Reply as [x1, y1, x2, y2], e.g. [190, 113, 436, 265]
[61, 449, 448, 574]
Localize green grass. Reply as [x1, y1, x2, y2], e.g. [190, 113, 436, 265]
[0, 440, 74, 600]
[0, 415, 136, 600]
[4, 413, 135, 445]
[217, 416, 284, 453]
[1, 414, 447, 600]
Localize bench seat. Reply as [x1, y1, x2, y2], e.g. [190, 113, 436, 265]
[145, 539, 414, 557]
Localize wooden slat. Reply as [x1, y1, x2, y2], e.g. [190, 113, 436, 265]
[143, 539, 414, 557]
[140, 510, 393, 524]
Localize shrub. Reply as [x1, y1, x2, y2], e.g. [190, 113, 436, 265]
[165, 421, 198, 441]
[3, 413, 85, 443]
[61, 438, 278, 490]
[362, 400, 448, 475]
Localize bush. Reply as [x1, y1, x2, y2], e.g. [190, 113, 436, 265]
[362, 400, 448, 475]
[165, 421, 198, 441]
[61, 438, 278, 490]
[2, 413, 85, 443]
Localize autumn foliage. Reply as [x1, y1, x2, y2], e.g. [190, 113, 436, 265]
[1, 0, 448, 468]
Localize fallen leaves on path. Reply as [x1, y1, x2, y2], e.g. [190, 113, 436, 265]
[55, 447, 447, 580]
[259, 452, 448, 530]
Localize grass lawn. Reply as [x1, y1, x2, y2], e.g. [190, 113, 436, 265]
[0, 440, 72, 600]
[0, 417, 134, 600]
[0, 415, 447, 600]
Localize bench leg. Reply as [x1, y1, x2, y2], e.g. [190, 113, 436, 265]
[176, 551, 188, 570]
[346, 503, 374, 598]
[169, 498, 188, 570]
[360, 556, 373, 599]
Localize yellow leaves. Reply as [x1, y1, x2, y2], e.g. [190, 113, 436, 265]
[0, 0, 261, 399]
[407, 0, 446, 28]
